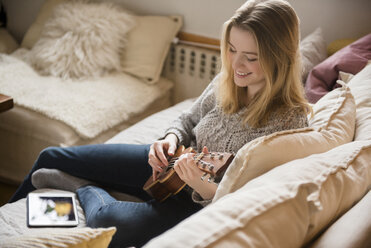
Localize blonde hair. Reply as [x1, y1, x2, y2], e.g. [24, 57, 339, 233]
[217, 0, 311, 127]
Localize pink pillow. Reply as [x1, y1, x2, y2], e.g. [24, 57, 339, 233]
[305, 33, 371, 103]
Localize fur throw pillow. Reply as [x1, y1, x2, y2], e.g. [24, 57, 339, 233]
[29, 1, 135, 80]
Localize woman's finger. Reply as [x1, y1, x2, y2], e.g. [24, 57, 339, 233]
[202, 146, 209, 154]
[148, 146, 165, 171]
[174, 159, 185, 179]
[154, 142, 169, 166]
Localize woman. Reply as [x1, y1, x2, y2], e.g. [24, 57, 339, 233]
[10, 0, 311, 247]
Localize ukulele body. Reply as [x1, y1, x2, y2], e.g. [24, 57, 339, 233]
[143, 146, 193, 202]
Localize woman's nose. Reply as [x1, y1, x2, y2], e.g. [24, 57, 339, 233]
[232, 54, 244, 69]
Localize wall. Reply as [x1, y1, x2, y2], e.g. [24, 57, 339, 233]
[289, 0, 371, 43]
[109, 0, 371, 43]
[3, 0, 371, 44]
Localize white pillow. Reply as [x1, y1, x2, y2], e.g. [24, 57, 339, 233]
[120, 15, 183, 84]
[28, 1, 135, 80]
[0, 28, 19, 54]
[347, 62, 371, 140]
[338, 71, 354, 83]
[21, 0, 68, 49]
[300, 27, 327, 83]
[143, 140, 371, 248]
[214, 82, 356, 200]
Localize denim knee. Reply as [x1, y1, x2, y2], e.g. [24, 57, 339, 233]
[36, 146, 63, 168]
[86, 205, 113, 228]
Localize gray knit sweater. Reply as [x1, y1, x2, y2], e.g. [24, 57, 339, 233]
[165, 76, 308, 206]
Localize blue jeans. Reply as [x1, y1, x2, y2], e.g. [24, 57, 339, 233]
[10, 144, 203, 247]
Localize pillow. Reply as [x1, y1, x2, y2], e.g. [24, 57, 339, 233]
[0, 28, 19, 54]
[27, 1, 135, 80]
[21, 0, 67, 49]
[300, 27, 327, 83]
[20, 0, 183, 84]
[120, 15, 183, 84]
[327, 38, 356, 56]
[347, 62, 371, 141]
[144, 140, 371, 248]
[213, 82, 355, 199]
[338, 71, 354, 83]
[0, 227, 117, 248]
[309, 190, 371, 248]
[305, 33, 371, 103]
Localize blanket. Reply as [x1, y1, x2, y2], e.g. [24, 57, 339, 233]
[0, 53, 173, 138]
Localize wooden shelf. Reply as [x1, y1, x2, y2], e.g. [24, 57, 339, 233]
[0, 93, 14, 113]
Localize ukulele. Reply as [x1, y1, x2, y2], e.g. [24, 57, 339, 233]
[143, 146, 234, 202]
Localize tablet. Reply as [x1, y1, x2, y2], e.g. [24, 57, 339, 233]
[27, 192, 79, 227]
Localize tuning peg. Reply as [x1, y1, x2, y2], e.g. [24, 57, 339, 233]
[200, 161, 207, 169]
[208, 176, 215, 183]
[200, 172, 208, 181]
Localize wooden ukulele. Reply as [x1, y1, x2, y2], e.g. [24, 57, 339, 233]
[143, 146, 234, 202]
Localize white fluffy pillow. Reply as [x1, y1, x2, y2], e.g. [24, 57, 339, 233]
[28, 1, 135, 80]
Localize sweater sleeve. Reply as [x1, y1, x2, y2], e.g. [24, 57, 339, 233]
[164, 75, 219, 147]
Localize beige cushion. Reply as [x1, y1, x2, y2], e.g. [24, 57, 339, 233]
[0, 28, 19, 54]
[120, 15, 182, 83]
[144, 140, 371, 248]
[300, 27, 327, 82]
[338, 71, 354, 83]
[347, 62, 371, 140]
[214, 82, 356, 200]
[21, 0, 67, 49]
[309, 190, 371, 248]
[0, 227, 116, 248]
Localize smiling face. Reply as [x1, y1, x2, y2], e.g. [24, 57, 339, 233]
[228, 26, 266, 98]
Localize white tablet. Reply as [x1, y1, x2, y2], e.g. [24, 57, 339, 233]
[27, 192, 79, 227]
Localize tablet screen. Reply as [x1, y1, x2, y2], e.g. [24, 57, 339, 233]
[27, 192, 79, 227]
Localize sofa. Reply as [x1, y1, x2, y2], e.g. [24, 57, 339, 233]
[1, 56, 371, 248]
[0, 0, 370, 247]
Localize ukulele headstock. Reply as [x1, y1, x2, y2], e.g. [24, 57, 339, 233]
[195, 152, 234, 178]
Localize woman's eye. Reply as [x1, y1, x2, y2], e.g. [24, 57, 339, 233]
[246, 57, 257, 62]
[229, 47, 236, 53]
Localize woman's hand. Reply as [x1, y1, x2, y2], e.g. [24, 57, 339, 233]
[148, 133, 178, 180]
[174, 146, 218, 200]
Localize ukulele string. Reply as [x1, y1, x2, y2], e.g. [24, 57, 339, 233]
[167, 153, 206, 168]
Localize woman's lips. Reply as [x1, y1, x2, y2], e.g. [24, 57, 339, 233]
[235, 71, 252, 78]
